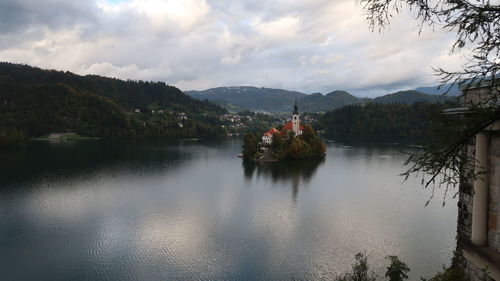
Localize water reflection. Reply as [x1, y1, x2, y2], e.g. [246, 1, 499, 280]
[0, 140, 193, 187]
[0, 139, 457, 281]
[242, 158, 324, 200]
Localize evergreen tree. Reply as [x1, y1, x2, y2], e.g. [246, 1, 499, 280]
[242, 133, 259, 159]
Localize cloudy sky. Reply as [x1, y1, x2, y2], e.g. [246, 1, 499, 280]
[0, 0, 467, 97]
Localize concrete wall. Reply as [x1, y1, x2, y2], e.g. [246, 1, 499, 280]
[487, 132, 500, 251]
[456, 131, 500, 281]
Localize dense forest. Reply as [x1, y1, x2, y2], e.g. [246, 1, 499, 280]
[0, 63, 227, 145]
[316, 102, 460, 138]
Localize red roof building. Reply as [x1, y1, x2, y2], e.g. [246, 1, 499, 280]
[261, 101, 303, 147]
[282, 121, 304, 132]
[263, 128, 280, 137]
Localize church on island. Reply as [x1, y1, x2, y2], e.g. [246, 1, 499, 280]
[242, 100, 325, 161]
[261, 100, 304, 147]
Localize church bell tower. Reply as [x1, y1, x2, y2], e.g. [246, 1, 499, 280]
[292, 98, 300, 135]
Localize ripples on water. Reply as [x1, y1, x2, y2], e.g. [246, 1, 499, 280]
[0, 139, 457, 281]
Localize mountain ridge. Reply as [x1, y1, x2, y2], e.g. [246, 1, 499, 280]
[185, 86, 306, 112]
[187, 86, 459, 113]
[415, 83, 460, 96]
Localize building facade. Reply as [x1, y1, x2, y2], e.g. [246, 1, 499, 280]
[456, 80, 500, 281]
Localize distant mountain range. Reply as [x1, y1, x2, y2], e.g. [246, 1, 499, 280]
[372, 90, 456, 104]
[186, 86, 459, 113]
[185, 86, 306, 112]
[298, 91, 361, 112]
[415, 83, 460, 96]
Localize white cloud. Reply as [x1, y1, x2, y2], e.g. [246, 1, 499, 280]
[220, 53, 241, 65]
[252, 16, 300, 41]
[0, 0, 468, 97]
[130, 0, 210, 30]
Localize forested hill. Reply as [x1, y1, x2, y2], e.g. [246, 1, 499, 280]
[298, 90, 362, 112]
[0, 63, 224, 113]
[316, 101, 460, 138]
[0, 63, 227, 145]
[185, 86, 306, 112]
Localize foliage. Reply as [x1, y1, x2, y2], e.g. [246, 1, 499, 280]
[242, 133, 260, 159]
[286, 137, 312, 160]
[385, 256, 410, 281]
[337, 253, 464, 281]
[401, 106, 500, 203]
[334, 253, 377, 281]
[318, 102, 459, 138]
[271, 132, 286, 160]
[420, 266, 466, 281]
[239, 113, 282, 135]
[0, 127, 25, 146]
[361, 0, 499, 90]
[269, 125, 326, 160]
[302, 124, 327, 157]
[0, 63, 228, 144]
[361, 0, 500, 194]
[242, 124, 325, 161]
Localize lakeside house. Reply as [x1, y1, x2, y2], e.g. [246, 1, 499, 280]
[454, 79, 500, 281]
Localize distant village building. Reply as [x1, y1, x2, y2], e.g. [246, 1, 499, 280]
[261, 100, 304, 146]
[455, 79, 500, 281]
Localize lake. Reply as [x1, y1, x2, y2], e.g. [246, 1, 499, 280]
[0, 139, 457, 281]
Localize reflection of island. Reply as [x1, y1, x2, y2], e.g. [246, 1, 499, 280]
[242, 158, 324, 200]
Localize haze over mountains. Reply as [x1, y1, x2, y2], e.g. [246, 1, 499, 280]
[186, 85, 460, 113]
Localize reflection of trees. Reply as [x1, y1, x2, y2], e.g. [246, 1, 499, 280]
[242, 158, 324, 200]
[0, 140, 189, 186]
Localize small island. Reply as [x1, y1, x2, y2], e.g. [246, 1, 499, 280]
[242, 101, 326, 161]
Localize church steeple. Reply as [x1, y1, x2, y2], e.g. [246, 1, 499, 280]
[292, 98, 301, 135]
[293, 98, 299, 115]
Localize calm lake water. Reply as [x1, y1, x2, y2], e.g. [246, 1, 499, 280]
[0, 139, 457, 281]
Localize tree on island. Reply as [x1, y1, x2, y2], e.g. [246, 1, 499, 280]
[242, 133, 260, 160]
[242, 124, 326, 161]
[361, 0, 499, 194]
